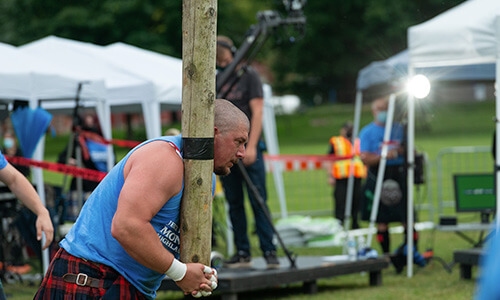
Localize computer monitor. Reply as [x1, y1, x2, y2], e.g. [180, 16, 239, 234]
[454, 173, 496, 213]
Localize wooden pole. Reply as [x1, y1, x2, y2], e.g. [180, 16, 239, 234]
[180, 0, 217, 266]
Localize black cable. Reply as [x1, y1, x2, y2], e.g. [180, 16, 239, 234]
[428, 255, 454, 273]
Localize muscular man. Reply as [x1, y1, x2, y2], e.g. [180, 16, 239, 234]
[35, 99, 249, 299]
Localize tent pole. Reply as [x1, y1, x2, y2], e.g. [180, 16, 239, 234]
[262, 85, 288, 218]
[495, 60, 500, 232]
[343, 90, 363, 253]
[407, 65, 416, 278]
[28, 100, 49, 275]
[95, 100, 114, 172]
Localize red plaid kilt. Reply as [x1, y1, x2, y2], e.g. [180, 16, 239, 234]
[34, 248, 147, 300]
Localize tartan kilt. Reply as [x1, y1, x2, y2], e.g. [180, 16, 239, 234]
[34, 248, 146, 300]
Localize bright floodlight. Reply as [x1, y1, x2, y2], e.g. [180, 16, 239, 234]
[407, 74, 431, 99]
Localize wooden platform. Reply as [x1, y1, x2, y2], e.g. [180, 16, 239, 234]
[453, 248, 483, 279]
[159, 255, 390, 300]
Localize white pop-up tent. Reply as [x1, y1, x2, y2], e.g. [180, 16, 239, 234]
[101, 42, 183, 107]
[407, 0, 500, 277]
[18, 36, 160, 139]
[0, 42, 105, 105]
[357, 50, 495, 92]
[350, 45, 496, 248]
[88, 42, 183, 138]
[18, 36, 186, 139]
[0, 41, 107, 275]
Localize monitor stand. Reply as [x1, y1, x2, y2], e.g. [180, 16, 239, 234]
[480, 211, 492, 224]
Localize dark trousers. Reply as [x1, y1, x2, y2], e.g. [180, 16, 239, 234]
[221, 148, 276, 255]
[334, 177, 362, 229]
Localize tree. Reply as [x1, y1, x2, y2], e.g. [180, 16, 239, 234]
[0, 0, 466, 104]
[269, 0, 466, 104]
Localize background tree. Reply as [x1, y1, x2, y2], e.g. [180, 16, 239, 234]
[269, 0, 466, 104]
[0, 0, 465, 104]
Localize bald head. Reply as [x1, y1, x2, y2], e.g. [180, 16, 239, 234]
[213, 99, 249, 175]
[214, 99, 250, 135]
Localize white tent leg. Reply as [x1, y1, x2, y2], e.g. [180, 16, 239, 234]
[495, 59, 500, 232]
[28, 101, 49, 275]
[366, 94, 396, 247]
[149, 100, 162, 138]
[142, 102, 155, 139]
[343, 90, 363, 252]
[96, 100, 114, 171]
[407, 89, 415, 278]
[262, 85, 288, 218]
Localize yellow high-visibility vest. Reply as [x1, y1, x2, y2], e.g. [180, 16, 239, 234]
[329, 136, 367, 179]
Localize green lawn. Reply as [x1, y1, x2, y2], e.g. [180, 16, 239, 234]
[3, 99, 495, 299]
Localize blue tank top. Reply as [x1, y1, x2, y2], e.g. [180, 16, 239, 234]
[60, 135, 215, 299]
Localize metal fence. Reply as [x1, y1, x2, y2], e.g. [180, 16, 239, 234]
[433, 146, 494, 217]
[263, 148, 487, 224]
[265, 156, 333, 218]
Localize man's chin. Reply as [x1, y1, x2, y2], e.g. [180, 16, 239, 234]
[214, 167, 231, 176]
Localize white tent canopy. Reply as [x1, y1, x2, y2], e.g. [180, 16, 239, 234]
[18, 36, 161, 138]
[357, 50, 496, 92]
[409, 0, 500, 68]
[0, 41, 108, 276]
[91, 41, 183, 138]
[19, 36, 155, 106]
[102, 42, 183, 107]
[0, 42, 105, 104]
[356, 50, 408, 91]
[407, 0, 500, 277]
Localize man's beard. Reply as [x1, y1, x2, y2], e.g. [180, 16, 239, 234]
[214, 166, 231, 176]
[214, 160, 238, 176]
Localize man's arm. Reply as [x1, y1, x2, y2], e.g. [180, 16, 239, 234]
[243, 97, 263, 166]
[360, 150, 399, 167]
[0, 163, 53, 249]
[111, 141, 213, 294]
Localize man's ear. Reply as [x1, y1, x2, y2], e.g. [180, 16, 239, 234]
[214, 126, 219, 137]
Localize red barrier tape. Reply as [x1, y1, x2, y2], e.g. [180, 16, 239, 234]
[6, 155, 107, 182]
[264, 154, 352, 162]
[263, 154, 354, 172]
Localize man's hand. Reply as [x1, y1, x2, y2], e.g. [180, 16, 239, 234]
[36, 209, 54, 250]
[242, 145, 257, 166]
[176, 264, 218, 297]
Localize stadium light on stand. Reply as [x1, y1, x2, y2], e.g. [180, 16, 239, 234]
[407, 74, 431, 99]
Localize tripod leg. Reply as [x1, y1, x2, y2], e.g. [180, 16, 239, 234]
[236, 160, 296, 268]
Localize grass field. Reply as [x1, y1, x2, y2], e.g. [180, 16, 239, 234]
[3, 98, 495, 299]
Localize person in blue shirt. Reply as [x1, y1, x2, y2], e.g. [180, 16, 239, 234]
[0, 148, 53, 300]
[359, 97, 414, 255]
[34, 99, 249, 299]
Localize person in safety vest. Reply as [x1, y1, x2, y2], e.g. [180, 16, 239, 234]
[328, 121, 366, 229]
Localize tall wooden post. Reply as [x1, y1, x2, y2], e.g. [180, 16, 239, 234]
[180, 0, 217, 266]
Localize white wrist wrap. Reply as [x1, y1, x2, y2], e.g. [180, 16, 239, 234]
[165, 259, 187, 281]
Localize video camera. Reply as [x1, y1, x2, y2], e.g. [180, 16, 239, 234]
[216, 0, 306, 97]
